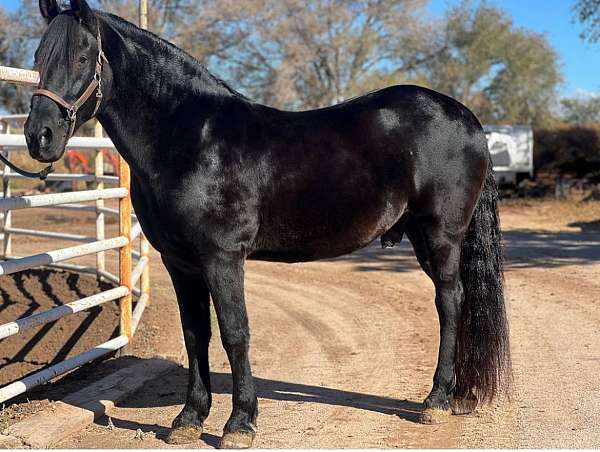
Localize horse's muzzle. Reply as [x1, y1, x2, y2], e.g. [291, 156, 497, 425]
[25, 117, 67, 163]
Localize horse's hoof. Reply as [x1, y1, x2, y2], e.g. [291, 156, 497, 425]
[218, 431, 255, 449]
[419, 407, 451, 425]
[165, 425, 203, 445]
[450, 395, 478, 415]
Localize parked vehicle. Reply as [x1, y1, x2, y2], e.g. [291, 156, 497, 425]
[484, 124, 534, 185]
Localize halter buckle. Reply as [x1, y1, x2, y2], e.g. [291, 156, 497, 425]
[67, 106, 77, 122]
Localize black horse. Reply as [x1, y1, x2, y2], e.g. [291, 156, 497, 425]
[25, 0, 511, 448]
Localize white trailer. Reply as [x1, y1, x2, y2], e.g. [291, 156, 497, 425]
[483, 124, 534, 185]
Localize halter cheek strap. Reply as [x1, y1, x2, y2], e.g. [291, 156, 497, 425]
[33, 29, 107, 140]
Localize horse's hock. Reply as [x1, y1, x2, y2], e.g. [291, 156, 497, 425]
[0, 65, 151, 406]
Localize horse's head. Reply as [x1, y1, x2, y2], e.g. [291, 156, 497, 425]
[25, 0, 109, 163]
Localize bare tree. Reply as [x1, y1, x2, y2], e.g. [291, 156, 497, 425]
[167, 0, 434, 108]
[0, 1, 42, 113]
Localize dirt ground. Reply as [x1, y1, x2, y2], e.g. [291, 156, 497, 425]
[1, 198, 600, 448]
[0, 269, 119, 388]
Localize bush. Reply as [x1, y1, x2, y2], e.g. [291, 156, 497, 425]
[534, 124, 600, 177]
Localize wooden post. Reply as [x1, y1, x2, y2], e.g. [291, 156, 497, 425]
[94, 121, 105, 276]
[2, 121, 12, 259]
[139, 0, 148, 29]
[140, 235, 150, 303]
[0, 119, 6, 248]
[118, 156, 132, 341]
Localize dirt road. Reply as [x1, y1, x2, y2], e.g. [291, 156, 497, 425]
[8, 200, 600, 448]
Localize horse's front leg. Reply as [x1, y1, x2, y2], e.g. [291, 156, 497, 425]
[204, 251, 258, 449]
[163, 257, 212, 444]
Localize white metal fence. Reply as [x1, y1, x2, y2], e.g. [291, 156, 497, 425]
[0, 67, 150, 404]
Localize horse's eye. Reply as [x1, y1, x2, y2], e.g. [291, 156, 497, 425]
[79, 55, 88, 64]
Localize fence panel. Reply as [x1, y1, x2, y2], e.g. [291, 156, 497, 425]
[0, 67, 152, 404]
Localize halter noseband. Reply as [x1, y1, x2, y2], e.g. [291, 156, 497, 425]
[33, 29, 107, 141]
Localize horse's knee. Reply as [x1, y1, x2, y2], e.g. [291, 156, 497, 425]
[220, 329, 250, 351]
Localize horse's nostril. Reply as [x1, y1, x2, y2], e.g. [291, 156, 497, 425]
[38, 127, 53, 149]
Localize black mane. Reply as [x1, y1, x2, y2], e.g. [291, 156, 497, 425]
[98, 11, 248, 100]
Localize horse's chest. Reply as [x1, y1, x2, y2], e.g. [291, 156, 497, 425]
[129, 182, 202, 255]
[130, 178, 258, 259]
[132, 200, 195, 256]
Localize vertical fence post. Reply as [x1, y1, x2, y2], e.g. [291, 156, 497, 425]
[119, 156, 132, 341]
[139, 0, 148, 30]
[2, 121, 12, 259]
[94, 121, 105, 277]
[0, 119, 6, 249]
[140, 234, 150, 302]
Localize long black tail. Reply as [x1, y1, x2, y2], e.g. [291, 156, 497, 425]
[455, 162, 511, 403]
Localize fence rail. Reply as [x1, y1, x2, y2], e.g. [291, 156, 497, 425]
[0, 335, 130, 403]
[0, 286, 129, 340]
[0, 171, 119, 184]
[0, 187, 128, 211]
[0, 132, 114, 149]
[0, 69, 151, 405]
[0, 65, 39, 86]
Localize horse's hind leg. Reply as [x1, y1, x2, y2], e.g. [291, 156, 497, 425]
[163, 258, 212, 444]
[408, 217, 466, 424]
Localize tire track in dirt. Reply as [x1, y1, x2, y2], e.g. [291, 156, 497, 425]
[242, 257, 461, 448]
[247, 273, 391, 447]
[250, 278, 364, 446]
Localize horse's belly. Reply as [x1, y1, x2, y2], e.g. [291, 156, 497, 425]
[252, 199, 405, 262]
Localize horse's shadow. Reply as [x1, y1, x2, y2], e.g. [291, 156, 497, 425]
[330, 227, 600, 273]
[92, 363, 424, 446]
[123, 366, 423, 418]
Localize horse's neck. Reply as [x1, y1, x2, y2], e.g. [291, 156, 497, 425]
[96, 16, 234, 178]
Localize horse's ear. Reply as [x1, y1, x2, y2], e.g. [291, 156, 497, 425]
[69, 0, 97, 30]
[39, 0, 59, 23]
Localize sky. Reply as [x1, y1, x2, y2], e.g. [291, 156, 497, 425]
[1, 0, 598, 98]
[428, 0, 600, 98]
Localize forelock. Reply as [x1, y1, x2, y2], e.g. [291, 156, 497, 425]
[36, 14, 84, 75]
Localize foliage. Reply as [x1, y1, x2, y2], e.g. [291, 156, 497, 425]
[534, 125, 600, 174]
[573, 0, 600, 42]
[560, 95, 600, 124]
[423, 1, 562, 127]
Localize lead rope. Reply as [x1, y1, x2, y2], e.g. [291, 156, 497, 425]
[0, 151, 54, 180]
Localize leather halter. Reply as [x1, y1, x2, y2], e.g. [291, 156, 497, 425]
[33, 29, 108, 140]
